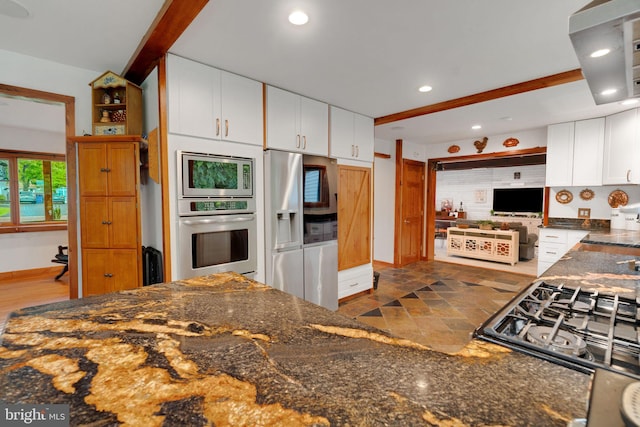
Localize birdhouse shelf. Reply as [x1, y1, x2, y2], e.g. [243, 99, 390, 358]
[90, 71, 142, 136]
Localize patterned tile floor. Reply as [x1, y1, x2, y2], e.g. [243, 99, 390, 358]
[337, 260, 535, 354]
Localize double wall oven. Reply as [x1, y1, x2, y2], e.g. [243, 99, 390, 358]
[177, 151, 257, 279]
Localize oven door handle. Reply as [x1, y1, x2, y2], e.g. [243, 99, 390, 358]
[181, 215, 255, 225]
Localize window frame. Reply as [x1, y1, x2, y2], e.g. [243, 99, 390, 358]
[0, 149, 68, 234]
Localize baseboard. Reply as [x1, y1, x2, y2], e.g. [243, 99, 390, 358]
[0, 266, 61, 283]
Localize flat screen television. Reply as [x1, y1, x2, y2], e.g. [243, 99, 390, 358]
[492, 187, 543, 213]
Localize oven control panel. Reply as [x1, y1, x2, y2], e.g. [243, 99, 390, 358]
[178, 198, 256, 216]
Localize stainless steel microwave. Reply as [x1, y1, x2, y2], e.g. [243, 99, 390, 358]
[178, 151, 253, 198]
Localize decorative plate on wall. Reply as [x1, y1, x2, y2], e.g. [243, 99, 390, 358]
[556, 189, 573, 204]
[503, 137, 519, 148]
[579, 188, 595, 201]
[608, 190, 629, 208]
[447, 145, 460, 153]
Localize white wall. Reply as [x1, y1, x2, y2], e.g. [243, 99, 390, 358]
[0, 49, 98, 135]
[424, 128, 547, 159]
[436, 165, 546, 220]
[549, 185, 640, 220]
[0, 50, 98, 273]
[373, 139, 395, 264]
[139, 68, 164, 253]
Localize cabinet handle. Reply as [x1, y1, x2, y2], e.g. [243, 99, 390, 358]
[303, 136, 307, 149]
[627, 170, 632, 182]
[349, 282, 359, 288]
[351, 145, 355, 156]
[101, 220, 112, 225]
[296, 134, 301, 148]
[225, 119, 229, 137]
[356, 145, 359, 157]
[100, 168, 111, 172]
[104, 273, 113, 278]
[216, 118, 220, 136]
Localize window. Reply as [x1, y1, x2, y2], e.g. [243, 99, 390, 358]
[0, 150, 67, 232]
[303, 165, 330, 208]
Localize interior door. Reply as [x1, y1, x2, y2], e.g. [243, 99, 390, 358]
[400, 159, 424, 265]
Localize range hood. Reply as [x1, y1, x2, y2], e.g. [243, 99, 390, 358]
[569, 0, 640, 104]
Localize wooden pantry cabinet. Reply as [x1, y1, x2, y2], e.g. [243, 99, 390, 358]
[75, 136, 142, 296]
[337, 165, 372, 299]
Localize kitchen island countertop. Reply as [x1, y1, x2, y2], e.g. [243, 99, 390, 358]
[539, 226, 640, 298]
[0, 273, 589, 426]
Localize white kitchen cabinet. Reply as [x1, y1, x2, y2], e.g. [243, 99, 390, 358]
[573, 118, 604, 186]
[545, 122, 574, 186]
[545, 118, 604, 187]
[265, 85, 329, 155]
[537, 228, 587, 276]
[167, 54, 263, 145]
[329, 106, 374, 162]
[338, 263, 373, 300]
[603, 108, 640, 185]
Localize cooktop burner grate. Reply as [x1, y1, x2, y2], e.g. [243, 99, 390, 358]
[474, 281, 640, 378]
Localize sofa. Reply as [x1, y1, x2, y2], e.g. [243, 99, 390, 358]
[453, 220, 538, 261]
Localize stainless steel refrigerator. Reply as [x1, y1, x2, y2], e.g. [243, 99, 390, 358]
[264, 150, 338, 310]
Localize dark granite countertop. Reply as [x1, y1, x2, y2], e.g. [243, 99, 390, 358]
[0, 273, 590, 426]
[539, 225, 640, 298]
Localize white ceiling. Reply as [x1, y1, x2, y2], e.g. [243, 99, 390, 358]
[0, 0, 636, 145]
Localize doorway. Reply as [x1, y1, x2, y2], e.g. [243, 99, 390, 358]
[0, 83, 76, 299]
[397, 159, 425, 266]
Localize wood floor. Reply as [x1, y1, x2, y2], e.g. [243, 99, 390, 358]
[0, 273, 70, 334]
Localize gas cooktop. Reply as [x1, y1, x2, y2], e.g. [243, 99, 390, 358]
[474, 281, 640, 378]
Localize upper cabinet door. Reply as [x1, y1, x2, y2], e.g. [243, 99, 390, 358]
[265, 85, 329, 155]
[77, 143, 137, 197]
[545, 122, 574, 187]
[299, 96, 329, 156]
[219, 70, 263, 145]
[329, 106, 374, 162]
[353, 113, 374, 162]
[265, 86, 300, 151]
[572, 118, 604, 186]
[167, 54, 263, 145]
[329, 106, 354, 159]
[603, 108, 640, 185]
[167, 55, 219, 139]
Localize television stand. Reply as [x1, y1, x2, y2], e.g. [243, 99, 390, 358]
[447, 227, 519, 265]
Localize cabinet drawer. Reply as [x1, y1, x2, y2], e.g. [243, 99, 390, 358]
[338, 265, 373, 299]
[538, 242, 567, 263]
[539, 229, 568, 244]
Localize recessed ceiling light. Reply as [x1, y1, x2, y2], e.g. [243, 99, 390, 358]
[288, 10, 309, 25]
[0, 0, 30, 18]
[471, 124, 482, 130]
[590, 48, 610, 58]
[601, 88, 617, 96]
[621, 98, 639, 106]
[418, 85, 432, 93]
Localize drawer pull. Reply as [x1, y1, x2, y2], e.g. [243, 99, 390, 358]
[349, 282, 359, 288]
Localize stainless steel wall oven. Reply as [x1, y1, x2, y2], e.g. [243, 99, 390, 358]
[177, 151, 257, 279]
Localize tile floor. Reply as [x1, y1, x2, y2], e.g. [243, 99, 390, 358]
[337, 260, 535, 354]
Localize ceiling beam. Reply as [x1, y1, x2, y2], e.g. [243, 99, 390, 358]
[374, 69, 584, 126]
[122, 0, 209, 85]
